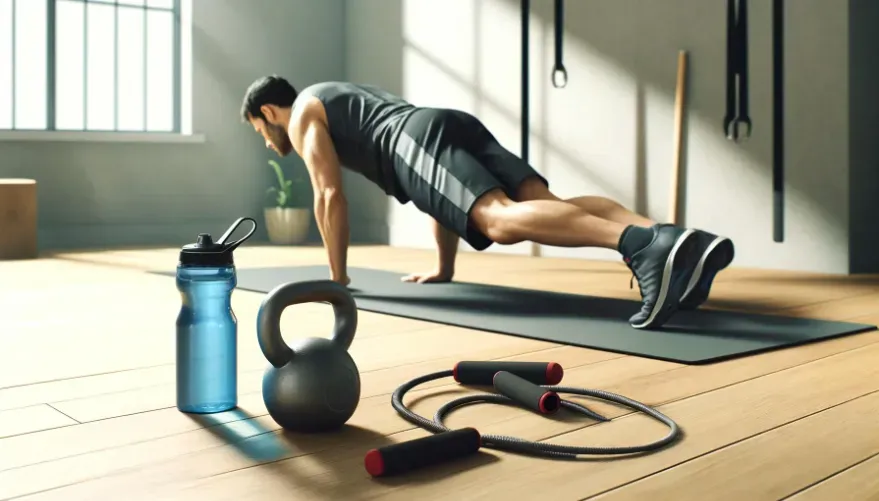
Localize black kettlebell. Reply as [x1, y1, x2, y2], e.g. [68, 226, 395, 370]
[257, 280, 361, 433]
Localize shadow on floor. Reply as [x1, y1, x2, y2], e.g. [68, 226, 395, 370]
[187, 408, 289, 462]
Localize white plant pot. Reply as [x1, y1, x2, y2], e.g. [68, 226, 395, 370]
[264, 207, 311, 245]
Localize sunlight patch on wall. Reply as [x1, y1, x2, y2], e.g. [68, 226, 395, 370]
[401, 45, 479, 115]
[540, 31, 638, 200]
[402, 0, 477, 84]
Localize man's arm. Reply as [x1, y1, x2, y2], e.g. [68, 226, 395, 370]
[297, 117, 350, 283]
[432, 217, 459, 276]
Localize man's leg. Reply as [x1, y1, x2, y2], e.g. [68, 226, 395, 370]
[514, 177, 734, 311]
[466, 187, 700, 329]
[565, 196, 655, 227]
[515, 179, 654, 227]
[468, 188, 628, 249]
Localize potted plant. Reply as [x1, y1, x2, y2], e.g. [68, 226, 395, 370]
[264, 159, 310, 245]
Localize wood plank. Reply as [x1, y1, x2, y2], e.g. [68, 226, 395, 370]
[0, 366, 175, 412]
[50, 341, 618, 423]
[117, 339, 879, 501]
[776, 291, 879, 322]
[0, 404, 77, 438]
[4, 333, 878, 501]
[786, 453, 879, 501]
[588, 389, 879, 500]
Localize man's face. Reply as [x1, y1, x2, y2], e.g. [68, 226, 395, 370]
[251, 116, 293, 157]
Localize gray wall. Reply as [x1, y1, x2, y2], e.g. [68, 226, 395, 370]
[345, 0, 879, 274]
[0, 0, 346, 250]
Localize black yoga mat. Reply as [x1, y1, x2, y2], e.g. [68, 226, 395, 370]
[197, 266, 877, 365]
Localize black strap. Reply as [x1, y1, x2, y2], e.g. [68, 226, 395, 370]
[772, 0, 785, 242]
[724, 0, 751, 141]
[521, 0, 530, 163]
[552, 0, 568, 88]
[724, 0, 736, 133]
[735, 0, 749, 123]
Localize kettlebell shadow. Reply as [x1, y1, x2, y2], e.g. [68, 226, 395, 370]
[278, 422, 392, 450]
[275, 424, 499, 489]
[186, 408, 289, 462]
[259, 425, 395, 489]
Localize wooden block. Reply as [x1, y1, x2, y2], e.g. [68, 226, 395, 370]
[0, 178, 37, 260]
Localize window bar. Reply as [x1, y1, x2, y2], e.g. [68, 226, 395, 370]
[143, 4, 147, 131]
[172, 0, 181, 133]
[83, 0, 88, 130]
[10, 0, 15, 129]
[47, 0, 56, 130]
[113, 0, 118, 130]
[63, 0, 173, 12]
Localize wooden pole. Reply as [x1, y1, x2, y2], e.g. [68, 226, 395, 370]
[669, 50, 688, 225]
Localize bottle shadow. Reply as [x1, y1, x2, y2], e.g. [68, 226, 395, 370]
[186, 408, 289, 462]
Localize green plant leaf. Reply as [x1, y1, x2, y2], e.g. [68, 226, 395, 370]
[268, 159, 295, 207]
[268, 159, 287, 188]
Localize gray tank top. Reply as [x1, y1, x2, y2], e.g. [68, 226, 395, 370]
[293, 82, 417, 197]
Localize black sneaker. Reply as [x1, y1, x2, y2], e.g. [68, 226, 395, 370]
[678, 230, 735, 310]
[623, 225, 700, 329]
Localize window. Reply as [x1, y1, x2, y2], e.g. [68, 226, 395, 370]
[0, 0, 184, 133]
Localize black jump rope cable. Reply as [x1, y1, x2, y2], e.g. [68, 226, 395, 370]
[363, 362, 682, 477]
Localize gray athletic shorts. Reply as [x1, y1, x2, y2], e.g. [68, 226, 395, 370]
[391, 108, 548, 251]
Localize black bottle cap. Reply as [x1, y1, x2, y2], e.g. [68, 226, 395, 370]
[179, 217, 257, 267]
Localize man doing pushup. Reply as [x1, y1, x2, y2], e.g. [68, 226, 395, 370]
[240, 76, 735, 330]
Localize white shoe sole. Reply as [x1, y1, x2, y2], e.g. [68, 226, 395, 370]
[631, 228, 697, 330]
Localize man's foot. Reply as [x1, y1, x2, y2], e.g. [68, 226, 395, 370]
[621, 224, 701, 329]
[678, 230, 735, 310]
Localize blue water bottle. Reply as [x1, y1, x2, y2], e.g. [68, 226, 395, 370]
[176, 217, 257, 414]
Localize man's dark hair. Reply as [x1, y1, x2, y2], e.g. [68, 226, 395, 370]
[240, 75, 299, 122]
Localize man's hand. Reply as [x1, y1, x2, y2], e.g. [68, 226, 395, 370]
[401, 268, 454, 284]
[333, 274, 351, 287]
[427, 218, 459, 282]
[402, 219, 458, 284]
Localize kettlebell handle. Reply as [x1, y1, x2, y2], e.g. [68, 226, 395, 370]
[257, 280, 358, 368]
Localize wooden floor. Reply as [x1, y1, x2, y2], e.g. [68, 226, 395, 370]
[2, 245, 879, 501]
